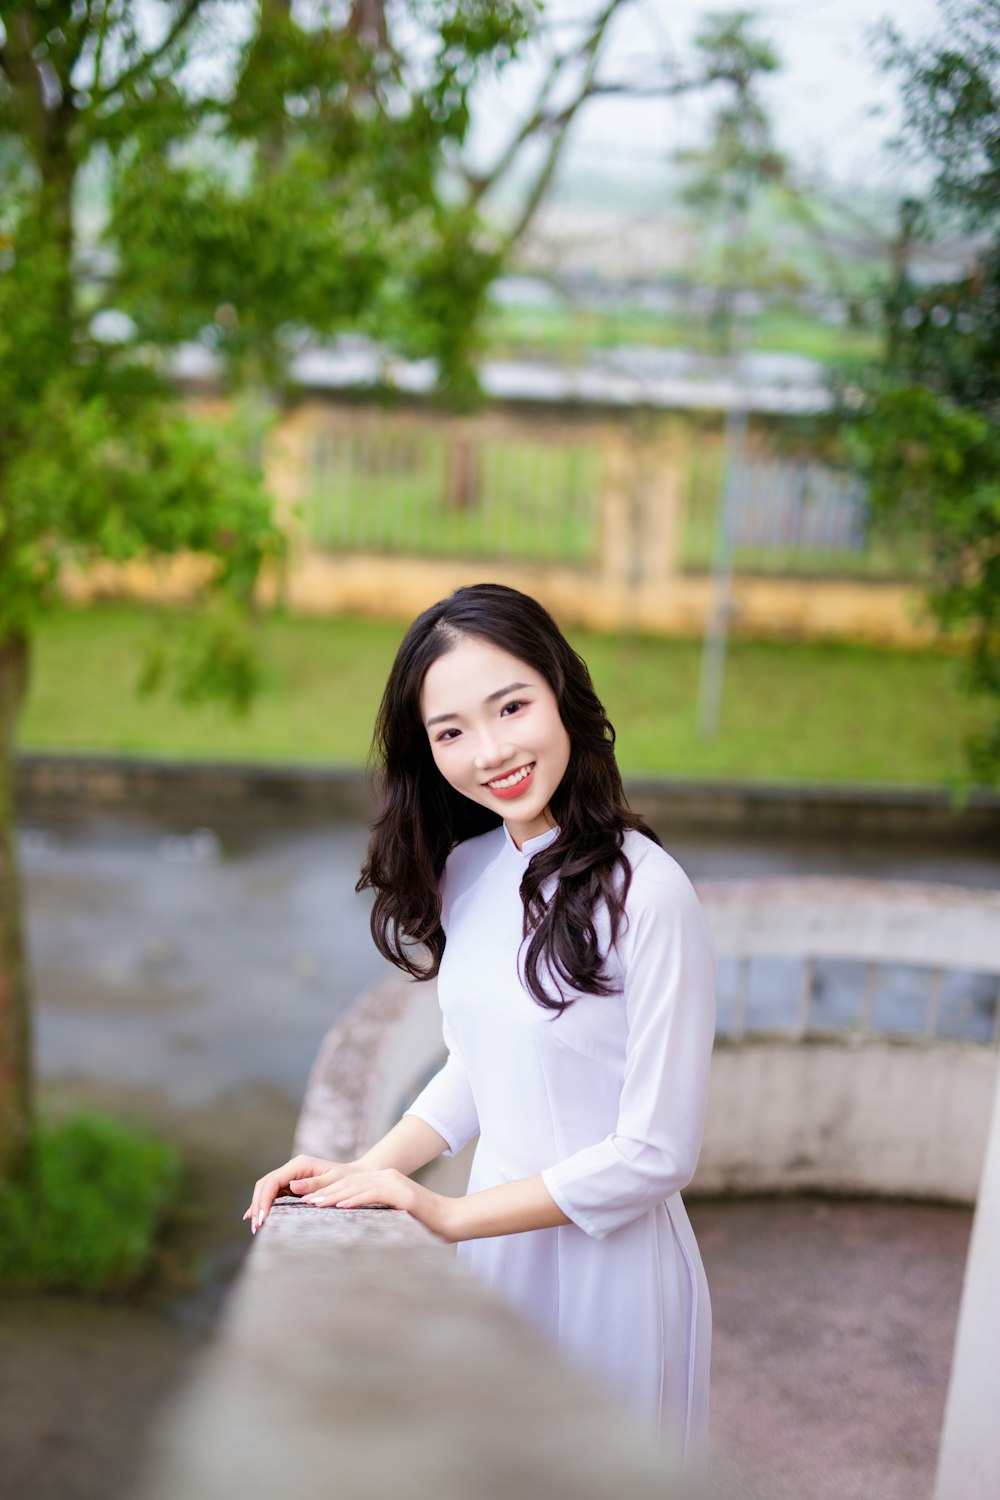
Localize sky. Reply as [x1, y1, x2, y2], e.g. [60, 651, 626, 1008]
[466, 0, 946, 200]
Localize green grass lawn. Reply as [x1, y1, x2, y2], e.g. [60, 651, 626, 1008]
[17, 604, 984, 787]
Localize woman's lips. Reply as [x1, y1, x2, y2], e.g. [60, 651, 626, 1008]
[484, 762, 536, 800]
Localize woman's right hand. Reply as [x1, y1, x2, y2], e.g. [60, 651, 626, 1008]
[244, 1153, 360, 1234]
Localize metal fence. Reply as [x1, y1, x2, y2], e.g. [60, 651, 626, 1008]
[301, 409, 930, 584]
[306, 419, 601, 566]
[682, 448, 930, 580]
[701, 877, 1000, 1047]
[715, 954, 1000, 1046]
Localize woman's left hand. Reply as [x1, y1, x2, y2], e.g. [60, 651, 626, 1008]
[303, 1168, 459, 1243]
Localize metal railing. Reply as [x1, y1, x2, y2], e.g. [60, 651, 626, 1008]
[681, 448, 929, 579]
[699, 877, 1000, 1046]
[300, 408, 928, 581]
[305, 415, 601, 566]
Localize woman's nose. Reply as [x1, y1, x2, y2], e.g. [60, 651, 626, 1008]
[473, 737, 515, 772]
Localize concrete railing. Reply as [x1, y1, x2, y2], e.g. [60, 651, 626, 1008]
[704, 876, 1000, 1043]
[701, 877, 1000, 1201]
[144, 1200, 710, 1500]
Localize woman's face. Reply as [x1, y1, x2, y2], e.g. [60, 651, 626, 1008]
[419, 635, 571, 849]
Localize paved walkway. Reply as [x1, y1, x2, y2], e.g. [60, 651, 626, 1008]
[691, 1197, 971, 1500]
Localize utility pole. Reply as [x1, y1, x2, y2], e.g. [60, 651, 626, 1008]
[697, 398, 747, 740]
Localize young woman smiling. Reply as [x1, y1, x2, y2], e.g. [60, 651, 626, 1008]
[245, 583, 717, 1460]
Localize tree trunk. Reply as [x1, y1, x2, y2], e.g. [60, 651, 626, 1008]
[37, 130, 77, 345]
[885, 198, 922, 376]
[446, 435, 481, 511]
[0, 631, 34, 1186]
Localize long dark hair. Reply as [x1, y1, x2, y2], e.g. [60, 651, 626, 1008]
[356, 583, 661, 1013]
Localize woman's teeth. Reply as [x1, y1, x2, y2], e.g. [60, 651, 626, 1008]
[488, 764, 533, 789]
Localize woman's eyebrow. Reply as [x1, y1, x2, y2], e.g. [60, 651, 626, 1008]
[426, 681, 532, 728]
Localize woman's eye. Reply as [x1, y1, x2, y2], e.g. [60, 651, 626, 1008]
[500, 699, 527, 717]
[436, 728, 460, 742]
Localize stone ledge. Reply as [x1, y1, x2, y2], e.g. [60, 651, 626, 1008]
[144, 1199, 710, 1500]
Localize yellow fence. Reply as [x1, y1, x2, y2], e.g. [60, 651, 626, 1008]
[63, 400, 937, 646]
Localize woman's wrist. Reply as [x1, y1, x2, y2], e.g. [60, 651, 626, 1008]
[436, 1192, 467, 1244]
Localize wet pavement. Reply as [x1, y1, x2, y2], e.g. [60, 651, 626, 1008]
[25, 817, 381, 1110]
[7, 810, 995, 1499]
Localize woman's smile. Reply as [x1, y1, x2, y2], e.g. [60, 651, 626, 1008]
[484, 761, 536, 798]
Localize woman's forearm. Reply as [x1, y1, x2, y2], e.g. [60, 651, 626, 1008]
[297, 1160, 571, 1243]
[355, 1114, 450, 1175]
[447, 1174, 571, 1242]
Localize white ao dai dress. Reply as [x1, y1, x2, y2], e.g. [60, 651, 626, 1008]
[404, 821, 716, 1457]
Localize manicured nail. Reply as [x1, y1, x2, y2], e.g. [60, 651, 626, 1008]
[257, 1211, 265, 1227]
[251, 1222, 256, 1235]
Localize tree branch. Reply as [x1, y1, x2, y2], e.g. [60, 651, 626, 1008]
[468, 1, 626, 224]
[463, 39, 564, 208]
[2, 9, 48, 160]
[489, 0, 681, 250]
[92, 0, 205, 103]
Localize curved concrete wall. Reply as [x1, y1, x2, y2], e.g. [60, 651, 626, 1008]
[698, 1040, 996, 1202]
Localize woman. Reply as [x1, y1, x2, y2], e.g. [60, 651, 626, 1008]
[245, 583, 716, 1458]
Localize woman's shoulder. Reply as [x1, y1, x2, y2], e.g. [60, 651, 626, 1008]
[440, 825, 506, 905]
[615, 830, 715, 974]
[620, 828, 703, 913]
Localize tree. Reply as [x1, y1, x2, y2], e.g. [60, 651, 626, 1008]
[847, 0, 1000, 780]
[0, 0, 538, 1183]
[103, 1, 762, 403]
[101, 0, 537, 406]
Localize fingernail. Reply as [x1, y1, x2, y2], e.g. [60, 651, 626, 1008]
[258, 1211, 265, 1227]
[251, 1223, 256, 1235]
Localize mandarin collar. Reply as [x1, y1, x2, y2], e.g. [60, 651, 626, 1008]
[502, 822, 560, 858]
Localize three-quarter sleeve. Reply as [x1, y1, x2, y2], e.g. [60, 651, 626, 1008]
[403, 1008, 480, 1158]
[540, 866, 716, 1240]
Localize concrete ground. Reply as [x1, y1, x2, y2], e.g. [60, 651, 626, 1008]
[0, 1189, 970, 1500]
[690, 1196, 970, 1500]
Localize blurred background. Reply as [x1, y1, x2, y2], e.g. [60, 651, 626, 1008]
[1, 1, 998, 1497]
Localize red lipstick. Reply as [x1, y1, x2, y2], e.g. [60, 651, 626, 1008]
[484, 763, 536, 800]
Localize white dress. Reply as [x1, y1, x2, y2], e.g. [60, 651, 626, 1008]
[404, 821, 717, 1457]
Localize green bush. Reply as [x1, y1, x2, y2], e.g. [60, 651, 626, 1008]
[0, 1113, 184, 1293]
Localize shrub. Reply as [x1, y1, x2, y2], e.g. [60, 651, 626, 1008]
[0, 1113, 185, 1293]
